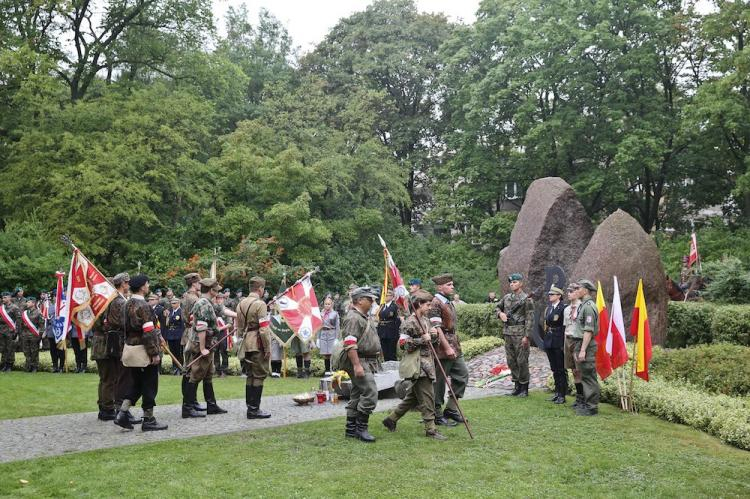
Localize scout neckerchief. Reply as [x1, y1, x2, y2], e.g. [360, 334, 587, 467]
[22, 310, 40, 336]
[0, 304, 16, 331]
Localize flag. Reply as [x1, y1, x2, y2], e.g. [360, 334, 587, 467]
[67, 248, 118, 347]
[687, 232, 700, 270]
[377, 235, 409, 310]
[53, 270, 71, 345]
[277, 274, 323, 343]
[629, 279, 652, 381]
[595, 281, 613, 380]
[606, 276, 629, 369]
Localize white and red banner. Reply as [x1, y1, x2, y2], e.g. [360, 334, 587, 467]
[378, 235, 409, 310]
[67, 248, 117, 346]
[22, 311, 40, 336]
[688, 232, 700, 270]
[277, 275, 322, 343]
[606, 276, 629, 370]
[0, 305, 16, 331]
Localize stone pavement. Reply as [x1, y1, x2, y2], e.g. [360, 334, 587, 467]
[467, 346, 552, 390]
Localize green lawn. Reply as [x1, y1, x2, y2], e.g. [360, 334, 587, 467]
[0, 371, 321, 419]
[0, 394, 747, 498]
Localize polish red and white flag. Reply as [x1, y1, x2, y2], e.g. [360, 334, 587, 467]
[68, 248, 118, 346]
[277, 275, 322, 343]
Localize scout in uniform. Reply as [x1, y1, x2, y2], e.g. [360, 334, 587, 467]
[543, 286, 567, 403]
[574, 279, 600, 416]
[236, 276, 272, 419]
[563, 283, 583, 406]
[180, 272, 206, 413]
[0, 292, 21, 372]
[19, 297, 43, 372]
[496, 273, 535, 397]
[382, 291, 446, 440]
[340, 286, 381, 442]
[429, 273, 469, 425]
[183, 277, 227, 418]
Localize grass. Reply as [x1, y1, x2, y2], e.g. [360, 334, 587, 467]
[0, 394, 747, 498]
[0, 371, 321, 420]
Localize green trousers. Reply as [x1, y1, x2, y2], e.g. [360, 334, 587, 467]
[434, 355, 468, 414]
[504, 334, 530, 384]
[388, 376, 436, 431]
[572, 338, 599, 410]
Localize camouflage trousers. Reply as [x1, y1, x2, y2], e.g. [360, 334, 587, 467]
[21, 333, 40, 370]
[504, 334, 530, 384]
[0, 334, 14, 368]
[388, 376, 436, 431]
[243, 351, 269, 387]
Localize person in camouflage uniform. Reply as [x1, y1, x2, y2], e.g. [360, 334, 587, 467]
[429, 273, 469, 426]
[0, 292, 21, 372]
[573, 279, 600, 416]
[19, 297, 43, 372]
[236, 276, 272, 419]
[496, 273, 535, 397]
[382, 291, 446, 440]
[212, 292, 233, 378]
[114, 274, 167, 431]
[183, 278, 227, 418]
[180, 272, 206, 414]
[340, 286, 381, 442]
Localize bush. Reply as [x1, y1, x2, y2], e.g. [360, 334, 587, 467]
[651, 344, 750, 397]
[461, 336, 503, 360]
[666, 301, 717, 347]
[703, 256, 750, 304]
[710, 306, 750, 346]
[600, 376, 750, 451]
[456, 303, 501, 339]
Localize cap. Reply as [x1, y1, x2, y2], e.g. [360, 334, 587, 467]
[170, 297, 180, 304]
[566, 283, 581, 292]
[508, 273, 523, 282]
[26, 296, 37, 302]
[410, 290, 433, 303]
[351, 286, 379, 300]
[199, 277, 220, 289]
[408, 278, 422, 286]
[113, 272, 130, 287]
[223, 288, 230, 294]
[577, 279, 596, 292]
[183, 272, 200, 285]
[547, 286, 564, 295]
[431, 273, 453, 286]
[1, 292, 10, 297]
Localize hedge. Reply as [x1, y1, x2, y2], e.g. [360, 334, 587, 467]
[666, 301, 750, 347]
[456, 303, 501, 339]
[462, 336, 504, 360]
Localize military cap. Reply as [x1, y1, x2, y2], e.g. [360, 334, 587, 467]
[408, 278, 422, 286]
[577, 279, 596, 292]
[410, 290, 433, 303]
[508, 273, 523, 282]
[170, 297, 180, 304]
[199, 277, 220, 289]
[26, 296, 37, 302]
[129, 274, 149, 290]
[547, 286, 564, 295]
[1, 292, 10, 297]
[431, 273, 453, 285]
[566, 283, 581, 292]
[147, 293, 158, 300]
[113, 272, 130, 286]
[223, 288, 230, 294]
[183, 272, 201, 285]
[351, 286, 379, 300]
[249, 276, 266, 289]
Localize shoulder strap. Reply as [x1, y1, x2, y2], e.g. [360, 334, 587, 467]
[241, 296, 260, 331]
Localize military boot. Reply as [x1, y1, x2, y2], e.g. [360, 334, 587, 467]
[246, 385, 271, 419]
[382, 416, 397, 432]
[114, 410, 133, 430]
[517, 383, 529, 398]
[204, 383, 228, 415]
[182, 381, 205, 418]
[425, 429, 448, 441]
[345, 416, 358, 438]
[98, 408, 117, 421]
[554, 393, 566, 404]
[509, 382, 522, 396]
[443, 409, 465, 423]
[356, 412, 376, 443]
[142, 416, 168, 431]
[572, 393, 584, 409]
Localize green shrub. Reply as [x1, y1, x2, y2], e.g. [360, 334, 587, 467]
[461, 336, 503, 360]
[456, 303, 501, 339]
[651, 343, 750, 396]
[703, 256, 750, 304]
[666, 301, 717, 347]
[600, 376, 750, 451]
[710, 306, 750, 346]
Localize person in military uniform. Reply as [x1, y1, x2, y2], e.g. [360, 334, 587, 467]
[340, 286, 381, 442]
[212, 292, 233, 378]
[236, 276, 272, 419]
[180, 272, 206, 413]
[0, 292, 21, 372]
[408, 278, 422, 294]
[428, 274, 469, 426]
[573, 279, 600, 416]
[13, 287, 26, 308]
[382, 291, 446, 440]
[114, 274, 167, 431]
[182, 277, 228, 418]
[19, 297, 43, 372]
[543, 286, 567, 404]
[563, 283, 583, 406]
[377, 289, 401, 362]
[163, 297, 184, 375]
[496, 273, 535, 397]
[290, 331, 313, 378]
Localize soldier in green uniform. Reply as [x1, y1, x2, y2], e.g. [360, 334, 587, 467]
[19, 297, 43, 372]
[574, 279, 600, 416]
[496, 273, 535, 397]
[236, 276, 272, 419]
[0, 292, 21, 372]
[183, 277, 227, 417]
[382, 291, 446, 440]
[180, 272, 206, 414]
[340, 286, 381, 442]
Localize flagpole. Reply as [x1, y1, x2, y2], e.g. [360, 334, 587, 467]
[628, 336, 638, 413]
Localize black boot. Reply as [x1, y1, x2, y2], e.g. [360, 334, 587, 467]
[356, 412, 376, 442]
[517, 383, 529, 397]
[324, 358, 331, 375]
[295, 356, 304, 378]
[382, 416, 397, 432]
[246, 385, 271, 419]
[443, 408, 465, 423]
[303, 360, 311, 378]
[345, 416, 358, 438]
[114, 410, 133, 430]
[142, 416, 168, 431]
[98, 408, 117, 421]
[204, 383, 228, 414]
[510, 382, 522, 396]
[572, 383, 584, 409]
[554, 393, 566, 404]
[182, 381, 205, 418]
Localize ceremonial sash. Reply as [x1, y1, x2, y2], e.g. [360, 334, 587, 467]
[0, 305, 16, 331]
[22, 311, 40, 336]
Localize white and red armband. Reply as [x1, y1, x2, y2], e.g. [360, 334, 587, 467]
[398, 333, 410, 349]
[142, 321, 155, 333]
[259, 315, 270, 329]
[343, 335, 358, 347]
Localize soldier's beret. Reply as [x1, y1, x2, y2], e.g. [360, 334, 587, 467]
[408, 278, 422, 286]
[170, 297, 180, 304]
[351, 286, 379, 300]
[26, 296, 37, 302]
[508, 273, 523, 282]
[113, 272, 130, 286]
[147, 293, 158, 300]
[547, 286, 564, 296]
[183, 272, 201, 285]
[130, 274, 149, 290]
[1, 292, 10, 297]
[223, 288, 230, 293]
[249, 276, 266, 288]
[199, 277, 220, 289]
[577, 279, 596, 292]
[431, 273, 453, 285]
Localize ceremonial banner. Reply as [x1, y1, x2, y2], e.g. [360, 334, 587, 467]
[630, 279, 652, 381]
[277, 275, 322, 342]
[68, 248, 118, 346]
[595, 282, 613, 380]
[378, 235, 409, 310]
[688, 232, 700, 270]
[53, 270, 71, 345]
[270, 313, 295, 347]
[606, 276, 629, 370]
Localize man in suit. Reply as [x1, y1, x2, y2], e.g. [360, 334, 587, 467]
[377, 289, 401, 362]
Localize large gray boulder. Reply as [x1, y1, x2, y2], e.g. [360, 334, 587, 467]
[497, 177, 594, 296]
[571, 209, 668, 345]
